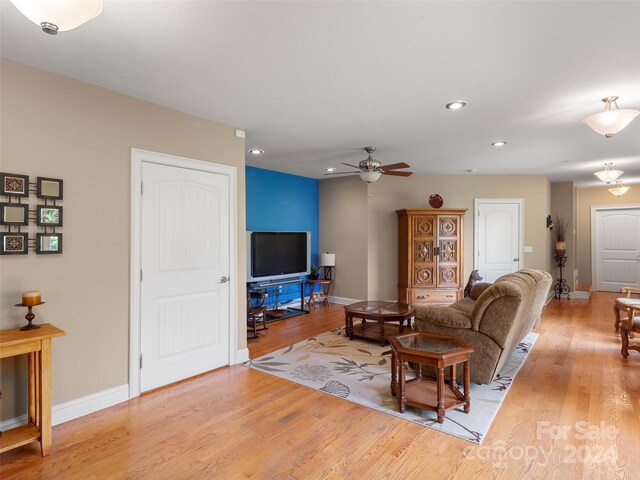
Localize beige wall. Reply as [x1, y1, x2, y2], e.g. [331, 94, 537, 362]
[576, 186, 640, 287]
[318, 176, 368, 299]
[0, 60, 246, 420]
[321, 174, 552, 301]
[550, 182, 576, 291]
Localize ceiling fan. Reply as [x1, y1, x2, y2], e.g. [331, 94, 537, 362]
[325, 146, 414, 183]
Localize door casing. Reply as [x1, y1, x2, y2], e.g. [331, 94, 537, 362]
[129, 148, 238, 398]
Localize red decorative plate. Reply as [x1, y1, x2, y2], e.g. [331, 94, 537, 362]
[428, 194, 443, 208]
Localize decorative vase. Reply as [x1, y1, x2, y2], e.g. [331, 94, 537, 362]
[555, 241, 566, 257]
[309, 273, 319, 280]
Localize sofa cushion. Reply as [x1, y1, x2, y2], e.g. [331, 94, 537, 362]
[470, 283, 492, 300]
[470, 280, 522, 331]
[414, 305, 472, 330]
[411, 322, 503, 385]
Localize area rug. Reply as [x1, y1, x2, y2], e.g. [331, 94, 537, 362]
[245, 327, 537, 444]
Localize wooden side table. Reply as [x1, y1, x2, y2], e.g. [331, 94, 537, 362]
[0, 323, 66, 456]
[389, 332, 473, 423]
[344, 301, 414, 346]
[306, 279, 332, 308]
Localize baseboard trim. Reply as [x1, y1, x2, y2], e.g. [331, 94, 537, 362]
[572, 290, 590, 299]
[0, 414, 28, 432]
[235, 348, 250, 364]
[53, 384, 129, 425]
[0, 384, 129, 430]
[328, 295, 362, 305]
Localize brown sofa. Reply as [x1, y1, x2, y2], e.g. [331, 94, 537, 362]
[413, 269, 552, 384]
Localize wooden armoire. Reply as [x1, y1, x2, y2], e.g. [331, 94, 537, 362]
[396, 208, 467, 306]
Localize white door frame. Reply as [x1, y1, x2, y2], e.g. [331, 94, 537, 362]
[590, 204, 640, 290]
[129, 148, 238, 399]
[473, 198, 525, 271]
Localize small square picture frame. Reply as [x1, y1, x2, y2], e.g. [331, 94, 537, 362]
[37, 177, 64, 200]
[0, 202, 29, 226]
[0, 232, 29, 255]
[36, 233, 63, 254]
[0, 172, 30, 197]
[37, 205, 63, 227]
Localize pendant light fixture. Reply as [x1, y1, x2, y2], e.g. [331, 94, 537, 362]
[583, 96, 639, 138]
[9, 0, 103, 35]
[608, 181, 630, 197]
[594, 163, 623, 184]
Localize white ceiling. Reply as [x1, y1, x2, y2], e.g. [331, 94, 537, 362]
[1, 1, 639, 187]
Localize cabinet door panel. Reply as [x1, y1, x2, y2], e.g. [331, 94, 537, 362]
[414, 216, 435, 238]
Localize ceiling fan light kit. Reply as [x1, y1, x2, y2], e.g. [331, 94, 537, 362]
[9, 0, 103, 35]
[583, 96, 639, 138]
[324, 146, 413, 183]
[594, 162, 623, 184]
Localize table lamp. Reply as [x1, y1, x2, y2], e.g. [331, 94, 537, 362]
[320, 253, 336, 280]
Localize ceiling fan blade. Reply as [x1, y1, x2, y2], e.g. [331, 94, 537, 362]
[341, 162, 362, 170]
[379, 162, 410, 171]
[324, 171, 360, 176]
[382, 170, 413, 177]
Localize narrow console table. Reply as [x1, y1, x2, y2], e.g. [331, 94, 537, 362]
[0, 323, 66, 456]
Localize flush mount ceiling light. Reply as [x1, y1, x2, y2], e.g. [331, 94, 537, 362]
[608, 181, 630, 197]
[248, 149, 264, 155]
[9, 0, 103, 35]
[583, 96, 639, 138]
[445, 101, 467, 110]
[491, 141, 507, 147]
[594, 162, 623, 183]
[325, 167, 337, 172]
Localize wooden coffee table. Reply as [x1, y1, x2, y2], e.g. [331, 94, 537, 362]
[389, 332, 473, 424]
[344, 301, 414, 346]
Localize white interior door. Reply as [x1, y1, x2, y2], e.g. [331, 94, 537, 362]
[475, 200, 523, 283]
[593, 207, 640, 292]
[140, 161, 230, 392]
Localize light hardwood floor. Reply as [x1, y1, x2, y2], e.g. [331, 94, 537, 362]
[1, 293, 639, 479]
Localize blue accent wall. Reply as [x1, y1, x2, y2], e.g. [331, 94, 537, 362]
[246, 166, 319, 306]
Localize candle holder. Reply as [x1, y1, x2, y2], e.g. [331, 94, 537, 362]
[14, 302, 45, 331]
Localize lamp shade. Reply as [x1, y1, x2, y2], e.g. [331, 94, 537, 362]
[584, 109, 639, 137]
[359, 171, 382, 183]
[608, 182, 630, 197]
[594, 163, 623, 184]
[10, 0, 103, 33]
[320, 253, 335, 267]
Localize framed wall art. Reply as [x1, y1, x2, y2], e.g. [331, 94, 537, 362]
[0, 172, 30, 197]
[36, 177, 63, 200]
[36, 233, 63, 254]
[0, 232, 28, 255]
[37, 205, 63, 227]
[0, 203, 29, 226]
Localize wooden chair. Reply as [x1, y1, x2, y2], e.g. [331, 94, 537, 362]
[621, 305, 640, 358]
[614, 287, 640, 331]
[247, 290, 268, 339]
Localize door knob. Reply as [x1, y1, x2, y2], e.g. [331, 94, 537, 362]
[219, 276, 230, 284]
[513, 258, 520, 262]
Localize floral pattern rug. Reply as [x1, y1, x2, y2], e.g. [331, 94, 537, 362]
[244, 328, 537, 444]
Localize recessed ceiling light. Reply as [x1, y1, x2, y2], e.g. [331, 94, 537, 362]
[325, 167, 337, 172]
[491, 141, 507, 147]
[248, 148, 264, 155]
[445, 101, 467, 110]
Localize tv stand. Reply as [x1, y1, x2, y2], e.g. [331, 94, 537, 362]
[248, 277, 309, 321]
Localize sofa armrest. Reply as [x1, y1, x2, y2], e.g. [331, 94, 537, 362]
[414, 305, 472, 330]
[470, 283, 492, 300]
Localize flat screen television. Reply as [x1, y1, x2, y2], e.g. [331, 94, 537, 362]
[247, 231, 311, 283]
